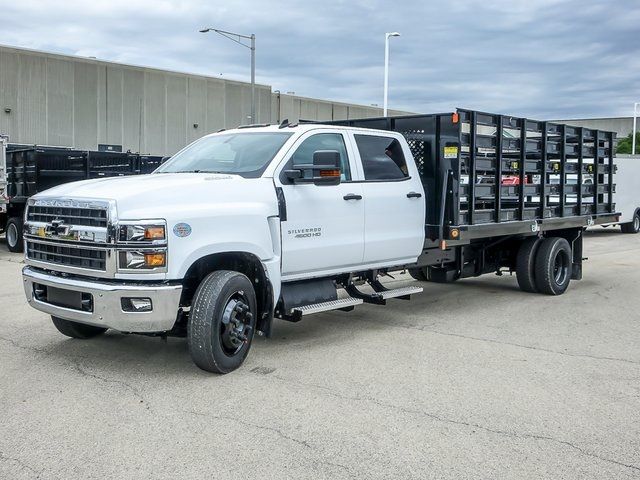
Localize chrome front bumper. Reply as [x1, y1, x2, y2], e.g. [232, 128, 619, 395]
[22, 266, 182, 333]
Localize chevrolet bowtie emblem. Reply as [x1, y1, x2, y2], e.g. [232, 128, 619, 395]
[46, 219, 69, 237]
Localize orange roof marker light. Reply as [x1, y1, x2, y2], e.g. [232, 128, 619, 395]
[452, 112, 459, 124]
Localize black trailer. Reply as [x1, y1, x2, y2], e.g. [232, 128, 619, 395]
[324, 108, 618, 294]
[2, 145, 164, 252]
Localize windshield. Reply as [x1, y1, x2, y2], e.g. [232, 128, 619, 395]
[156, 132, 293, 178]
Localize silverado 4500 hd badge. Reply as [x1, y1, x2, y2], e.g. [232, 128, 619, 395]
[288, 227, 322, 239]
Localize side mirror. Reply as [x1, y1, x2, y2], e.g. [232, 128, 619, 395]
[284, 150, 342, 186]
[312, 150, 341, 186]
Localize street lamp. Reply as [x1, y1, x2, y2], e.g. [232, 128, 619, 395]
[633, 102, 639, 156]
[200, 27, 256, 123]
[383, 32, 400, 117]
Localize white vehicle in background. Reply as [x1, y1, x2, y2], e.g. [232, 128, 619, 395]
[601, 156, 640, 233]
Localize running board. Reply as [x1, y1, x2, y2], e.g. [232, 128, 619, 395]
[281, 298, 364, 322]
[346, 284, 423, 305]
[377, 286, 423, 300]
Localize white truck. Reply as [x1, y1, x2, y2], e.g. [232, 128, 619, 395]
[600, 156, 640, 233]
[21, 110, 620, 373]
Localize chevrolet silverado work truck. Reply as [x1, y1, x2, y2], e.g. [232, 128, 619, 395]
[21, 109, 620, 373]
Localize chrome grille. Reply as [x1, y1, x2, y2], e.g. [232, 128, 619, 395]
[27, 205, 108, 228]
[26, 241, 107, 271]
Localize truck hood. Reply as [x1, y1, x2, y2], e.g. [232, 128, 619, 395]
[33, 173, 278, 220]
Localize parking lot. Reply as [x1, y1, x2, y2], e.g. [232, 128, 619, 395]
[0, 229, 639, 479]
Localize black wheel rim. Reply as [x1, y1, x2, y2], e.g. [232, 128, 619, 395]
[553, 250, 570, 285]
[218, 292, 253, 357]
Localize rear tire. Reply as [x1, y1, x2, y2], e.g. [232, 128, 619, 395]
[620, 210, 640, 234]
[6, 217, 23, 253]
[534, 237, 572, 295]
[516, 237, 541, 293]
[51, 316, 107, 339]
[188, 270, 257, 374]
[408, 267, 428, 281]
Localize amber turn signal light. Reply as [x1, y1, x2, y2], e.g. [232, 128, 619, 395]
[319, 169, 340, 177]
[144, 226, 166, 240]
[144, 253, 166, 267]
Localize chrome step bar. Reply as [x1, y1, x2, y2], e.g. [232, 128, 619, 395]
[294, 297, 363, 316]
[376, 285, 423, 300]
[345, 283, 423, 305]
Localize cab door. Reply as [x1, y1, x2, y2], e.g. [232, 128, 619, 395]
[276, 130, 364, 279]
[348, 132, 425, 265]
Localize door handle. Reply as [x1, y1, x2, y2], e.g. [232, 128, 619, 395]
[343, 193, 363, 201]
[407, 192, 422, 198]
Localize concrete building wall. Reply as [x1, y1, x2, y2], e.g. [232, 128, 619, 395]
[0, 45, 273, 155]
[270, 92, 410, 124]
[554, 117, 634, 139]
[0, 45, 414, 156]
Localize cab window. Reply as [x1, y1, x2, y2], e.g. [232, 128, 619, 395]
[285, 133, 351, 182]
[355, 134, 409, 181]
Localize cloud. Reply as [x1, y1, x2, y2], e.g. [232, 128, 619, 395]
[1, 0, 638, 118]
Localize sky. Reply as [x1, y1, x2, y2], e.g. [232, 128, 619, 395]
[1, 0, 639, 119]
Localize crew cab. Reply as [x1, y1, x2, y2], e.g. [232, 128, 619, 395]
[21, 109, 619, 373]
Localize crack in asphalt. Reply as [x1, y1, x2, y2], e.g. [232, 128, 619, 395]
[415, 328, 640, 366]
[186, 409, 312, 449]
[268, 374, 640, 474]
[185, 409, 358, 477]
[0, 335, 152, 412]
[322, 315, 640, 366]
[0, 451, 43, 478]
[67, 358, 153, 412]
[0, 335, 46, 354]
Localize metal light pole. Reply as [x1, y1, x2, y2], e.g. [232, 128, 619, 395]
[633, 102, 639, 156]
[200, 28, 256, 123]
[383, 32, 400, 117]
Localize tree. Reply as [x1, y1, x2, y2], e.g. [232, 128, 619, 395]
[616, 132, 640, 155]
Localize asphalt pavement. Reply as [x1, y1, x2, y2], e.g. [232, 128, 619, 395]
[0, 229, 639, 479]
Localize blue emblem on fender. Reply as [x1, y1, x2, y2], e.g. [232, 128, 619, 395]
[173, 223, 192, 237]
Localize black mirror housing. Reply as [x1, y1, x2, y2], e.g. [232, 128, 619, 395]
[287, 150, 342, 186]
[311, 150, 341, 185]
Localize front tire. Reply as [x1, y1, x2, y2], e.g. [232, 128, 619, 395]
[6, 217, 24, 253]
[534, 237, 572, 295]
[51, 316, 107, 339]
[621, 210, 640, 234]
[188, 270, 257, 374]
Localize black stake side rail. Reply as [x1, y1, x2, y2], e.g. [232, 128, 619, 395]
[5, 145, 164, 203]
[317, 108, 618, 243]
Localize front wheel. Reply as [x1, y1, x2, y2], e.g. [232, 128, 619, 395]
[51, 316, 107, 339]
[188, 270, 257, 374]
[6, 217, 24, 253]
[621, 211, 640, 234]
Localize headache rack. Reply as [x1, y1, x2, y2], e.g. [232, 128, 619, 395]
[5, 145, 164, 205]
[326, 109, 618, 241]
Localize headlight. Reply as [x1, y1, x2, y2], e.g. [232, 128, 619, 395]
[118, 250, 167, 270]
[118, 223, 166, 242]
